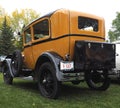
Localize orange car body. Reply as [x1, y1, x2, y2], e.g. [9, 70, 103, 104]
[22, 9, 105, 69]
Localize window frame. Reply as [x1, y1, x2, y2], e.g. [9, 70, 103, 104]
[31, 18, 50, 43]
[23, 27, 32, 45]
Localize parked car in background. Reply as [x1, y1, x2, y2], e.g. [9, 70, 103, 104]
[116, 43, 120, 72]
[111, 41, 120, 79]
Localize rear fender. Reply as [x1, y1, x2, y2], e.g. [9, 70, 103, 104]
[35, 52, 64, 81]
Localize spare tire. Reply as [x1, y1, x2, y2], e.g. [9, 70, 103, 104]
[11, 50, 23, 77]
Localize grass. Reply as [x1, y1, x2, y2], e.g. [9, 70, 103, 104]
[0, 73, 120, 108]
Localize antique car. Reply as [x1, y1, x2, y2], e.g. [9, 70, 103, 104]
[1, 9, 115, 99]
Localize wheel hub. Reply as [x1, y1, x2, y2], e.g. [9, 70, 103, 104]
[43, 78, 47, 83]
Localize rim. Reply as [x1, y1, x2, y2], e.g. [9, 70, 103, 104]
[39, 68, 55, 97]
[89, 70, 106, 88]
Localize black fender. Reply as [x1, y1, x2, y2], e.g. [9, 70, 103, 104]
[2, 59, 14, 77]
[34, 52, 64, 81]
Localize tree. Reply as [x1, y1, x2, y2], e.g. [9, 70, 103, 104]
[108, 12, 120, 42]
[10, 9, 40, 49]
[10, 9, 40, 35]
[0, 17, 14, 55]
[0, 8, 40, 50]
[0, 6, 6, 29]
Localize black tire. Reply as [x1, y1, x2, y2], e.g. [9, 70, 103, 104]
[71, 80, 81, 85]
[11, 50, 23, 76]
[38, 62, 61, 99]
[85, 70, 110, 91]
[3, 62, 13, 85]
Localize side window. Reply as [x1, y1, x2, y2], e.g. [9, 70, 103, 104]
[24, 28, 31, 43]
[33, 19, 49, 40]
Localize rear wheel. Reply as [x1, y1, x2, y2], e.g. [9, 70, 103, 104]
[38, 62, 61, 99]
[85, 70, 110, 90]
[3, 61, 13, 85]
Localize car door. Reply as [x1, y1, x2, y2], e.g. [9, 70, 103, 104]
[23, 27, 35, 69]
[31, 18, 50, 63]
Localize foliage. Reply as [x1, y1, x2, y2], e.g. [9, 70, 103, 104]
[0, 73, 120, 108]
[10, 9, 40, 35]
[0, 7, 40, 50]
[9, 9, 40, 50]
[0, 17, 15, 55]
[0, 6, 6, 30]
[108, 12, 120, 42]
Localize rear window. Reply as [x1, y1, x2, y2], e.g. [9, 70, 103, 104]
[78, 16, 98, 32]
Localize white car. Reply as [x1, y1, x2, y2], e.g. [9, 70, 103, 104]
[116, 43, 120, 71]
[111, 41, 120, 78]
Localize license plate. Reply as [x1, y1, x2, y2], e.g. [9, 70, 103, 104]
[60, 61, 74, 71]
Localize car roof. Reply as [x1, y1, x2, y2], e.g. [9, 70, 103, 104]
[23, 8, 103, 31]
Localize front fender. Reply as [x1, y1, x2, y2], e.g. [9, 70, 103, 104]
[2, 59, 14, 77]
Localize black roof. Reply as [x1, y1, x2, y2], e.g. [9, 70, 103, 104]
[23, 9, 59, 30]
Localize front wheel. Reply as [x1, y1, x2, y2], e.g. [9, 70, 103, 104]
[38, 62, 61, 99]
[85, 70, 110, 90]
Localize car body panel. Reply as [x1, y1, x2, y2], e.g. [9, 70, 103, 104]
[22, 9, 106, 70]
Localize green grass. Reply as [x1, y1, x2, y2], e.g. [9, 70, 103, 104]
[0, 73, 120, 108]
